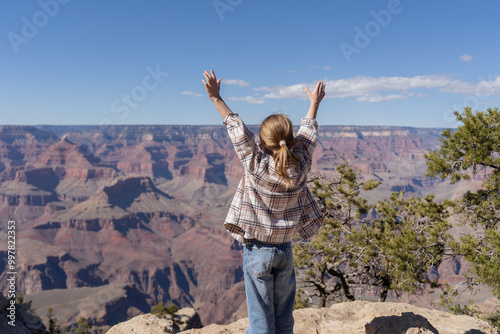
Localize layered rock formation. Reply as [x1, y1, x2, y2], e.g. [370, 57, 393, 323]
[25, 283, 151, 333]
[1, 168, 245, 328]
[0, 135, 120, 223]
[0, 123, 490, 332]
[176, 301, 496, 334]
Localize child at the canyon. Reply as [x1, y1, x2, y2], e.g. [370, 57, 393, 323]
[202, 70, 325, 334]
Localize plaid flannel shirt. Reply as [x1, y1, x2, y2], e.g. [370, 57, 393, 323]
[222, 113, 325, 244]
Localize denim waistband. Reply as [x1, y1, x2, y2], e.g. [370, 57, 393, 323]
[243, 239, 292, 250]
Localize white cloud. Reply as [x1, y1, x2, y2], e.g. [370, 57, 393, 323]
[182, 91, 203, 97]
[437, 80, 476, 95]
[439, 75, 500, 95]
[356, 92, 413, 103]
[459, 54, 473, 62]
[254, 74, 500, 102]
[227, 96, 266, 104]
[255, 83, 306, 99]
[223, 79, 250, 87]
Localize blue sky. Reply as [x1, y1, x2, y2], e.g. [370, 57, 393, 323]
[1, 0, 499, 127]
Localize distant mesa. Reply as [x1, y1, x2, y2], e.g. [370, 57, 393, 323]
[114, 143, 173, 179]
[0, 125, 59, 145]
[14, 167, 59, 191]
[56, 176, 182, 220]
[32, 135, 105, 169]
[0, 125, 60, 176]
[0, 143, 24, 167]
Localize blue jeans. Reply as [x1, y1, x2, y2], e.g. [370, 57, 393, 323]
[243, 240, 296, 334]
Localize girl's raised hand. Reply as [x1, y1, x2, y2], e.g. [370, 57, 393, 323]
[304, 81, 326, 105]
[202, 70, 222, 101]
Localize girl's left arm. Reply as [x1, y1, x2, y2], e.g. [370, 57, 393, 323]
[224, 113, 259, 173]
[202, 70, 232, 120]
[203, 70, 259, 172]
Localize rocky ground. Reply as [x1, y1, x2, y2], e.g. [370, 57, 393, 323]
[107, 308, 202, 333]
[106, 301, 496, 334]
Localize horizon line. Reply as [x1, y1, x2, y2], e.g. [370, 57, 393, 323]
[0, 123, 455, 130]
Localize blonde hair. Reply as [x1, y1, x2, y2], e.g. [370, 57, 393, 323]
[259, 114, 300, 189]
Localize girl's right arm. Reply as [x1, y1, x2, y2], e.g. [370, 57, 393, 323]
[304, 81, 326, 119]
[295, 81, 324, 170]
[295, 117, 318, 172]
[202, 70, 233, 120]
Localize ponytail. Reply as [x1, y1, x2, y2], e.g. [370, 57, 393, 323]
[274, 140, 300, 189]
[259, 114, 301, 189]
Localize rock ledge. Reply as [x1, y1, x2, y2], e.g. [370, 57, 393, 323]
[178, 301, 496, 334]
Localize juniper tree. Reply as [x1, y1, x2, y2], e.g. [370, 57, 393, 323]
[424, 107, 500, 329]
[151, 301, 179, 317]
[293, 163, 374, 307]
[72, 317, 91, 334]
[47, 307, 62, 334]
[358, 192, 451, 302]
[294, 162, 451, 307]
[425, 107, 500, 298]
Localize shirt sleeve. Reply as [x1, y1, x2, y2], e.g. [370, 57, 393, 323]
[295, 117, 319, 167]
[297, 187, 325, 240]
[223, 113, 259, 173]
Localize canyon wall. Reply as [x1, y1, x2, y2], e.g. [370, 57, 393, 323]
[0, 123, 487, 330]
